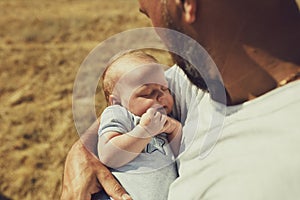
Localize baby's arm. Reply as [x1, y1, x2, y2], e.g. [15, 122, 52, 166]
[98, 108, 167, 168]
[162, 117, 182, 157]
[98, 126, 151, 168]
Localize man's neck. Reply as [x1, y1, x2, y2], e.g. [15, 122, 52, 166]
[208, 47, 278, 105]
[178, 0, 300, 105]
[198, 9, 300, 105]
[213, 42, 299, 105]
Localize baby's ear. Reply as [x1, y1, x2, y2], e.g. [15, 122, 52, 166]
[108, 95, 120, 105]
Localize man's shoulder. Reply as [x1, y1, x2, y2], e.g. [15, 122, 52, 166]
[165, 64, 185, 78]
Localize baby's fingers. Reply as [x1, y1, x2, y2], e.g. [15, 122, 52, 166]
[146, 107, 156, 117]
[153, 111, 166, 125]
[160, 113, 167, 125]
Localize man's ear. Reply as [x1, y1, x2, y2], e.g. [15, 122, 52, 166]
[182, 0, 197, 24]
[108, 95, 120, 105]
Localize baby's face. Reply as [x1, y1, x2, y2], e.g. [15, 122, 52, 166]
[128, 83, 174, 117]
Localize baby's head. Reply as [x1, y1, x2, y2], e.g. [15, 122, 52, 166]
[102, 50, 173, 116]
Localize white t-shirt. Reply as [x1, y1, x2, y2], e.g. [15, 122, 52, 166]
[166, 64, 300, 200]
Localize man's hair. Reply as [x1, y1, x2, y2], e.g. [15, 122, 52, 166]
[101, 50, 158, 103]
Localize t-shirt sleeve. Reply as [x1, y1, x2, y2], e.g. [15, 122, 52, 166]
[98, 105, 134, 136]
[165, 64, 206, 125]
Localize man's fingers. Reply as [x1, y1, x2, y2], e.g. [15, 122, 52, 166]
[95, 168, 132, 200]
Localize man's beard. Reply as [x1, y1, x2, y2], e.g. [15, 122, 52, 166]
[160, 3, 229, 104]
[160, 2, 208, 91]
[171, 53, 208, 91]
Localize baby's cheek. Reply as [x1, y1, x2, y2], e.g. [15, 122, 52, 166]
[129, 99, 152, 116]
[141, 99, 158, 114]
[167, 96, 174, 114]
[144, 100, 156, 110]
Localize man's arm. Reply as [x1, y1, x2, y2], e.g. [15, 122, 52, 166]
[60, 119, 132, 200]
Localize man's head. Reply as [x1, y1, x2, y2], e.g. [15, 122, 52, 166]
[137, 0, 300, 100]
[102, 50, 174, 116]
[138, 0, 299, 43]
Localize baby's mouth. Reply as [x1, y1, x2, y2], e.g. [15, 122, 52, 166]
[157, 107, 165, 113]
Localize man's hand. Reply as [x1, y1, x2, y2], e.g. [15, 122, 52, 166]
[60, 140, 132, 200]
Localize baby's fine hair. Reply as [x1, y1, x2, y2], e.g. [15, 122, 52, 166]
[101, 49, 158, 103]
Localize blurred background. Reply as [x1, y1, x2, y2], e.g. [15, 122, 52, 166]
[0, 0, 153, 199]
[0, 1, 299, 200]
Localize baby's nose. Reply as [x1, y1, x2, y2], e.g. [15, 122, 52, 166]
[156, 90, 164, 100]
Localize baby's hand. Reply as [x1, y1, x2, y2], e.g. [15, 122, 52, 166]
[161, 116, 182, 135]
[140, 107, 167, 136]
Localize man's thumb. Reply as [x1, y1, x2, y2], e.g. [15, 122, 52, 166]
[95, 169, 132, 200]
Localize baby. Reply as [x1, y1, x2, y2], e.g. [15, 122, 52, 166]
[97, 50, 182, 200]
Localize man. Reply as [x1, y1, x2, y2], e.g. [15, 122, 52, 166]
[61, 0, 300, 199]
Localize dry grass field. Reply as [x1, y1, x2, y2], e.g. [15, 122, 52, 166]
[0, 1, 299, 200]
[0, 1, 152, 199]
